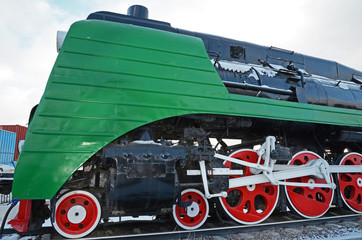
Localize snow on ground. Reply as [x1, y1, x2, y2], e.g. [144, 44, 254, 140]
[0, 164, 15, 173]
[0, 203, 51, 240]
[0, 203, 19, 229]
[1, 234, 39, 240]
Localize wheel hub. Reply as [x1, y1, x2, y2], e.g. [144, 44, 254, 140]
[308, 179, 316, 189]
[357, 178, 362, 187]
[67, 205, 87, 224]
[186, 202, 200, 217]
[246, 184, 256, 191]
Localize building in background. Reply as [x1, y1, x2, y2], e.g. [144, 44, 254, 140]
[0, 129, 16, 166]
[0, 125, 27, 162]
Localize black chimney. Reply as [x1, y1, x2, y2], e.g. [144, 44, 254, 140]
[127, 5, 149, 19]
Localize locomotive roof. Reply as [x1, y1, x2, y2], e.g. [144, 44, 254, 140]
[87, 11, 362, 84]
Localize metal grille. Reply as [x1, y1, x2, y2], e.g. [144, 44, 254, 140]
[0, 193, 12, 204]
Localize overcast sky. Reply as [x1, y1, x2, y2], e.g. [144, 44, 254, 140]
[1, 0, 361, 125]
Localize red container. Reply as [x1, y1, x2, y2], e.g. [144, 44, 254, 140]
[0, 125, 27, 161]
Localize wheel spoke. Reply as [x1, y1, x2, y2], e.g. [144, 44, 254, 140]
[349, 190, 359, 202]
[247, 204, 258, 216]
[342, 173, 355, 180]
[315, 189, 330, 203]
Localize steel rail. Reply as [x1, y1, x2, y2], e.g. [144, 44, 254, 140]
[79, 213, 360, 240]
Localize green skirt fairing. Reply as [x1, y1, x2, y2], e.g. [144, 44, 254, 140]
[12, 20, 362, 199]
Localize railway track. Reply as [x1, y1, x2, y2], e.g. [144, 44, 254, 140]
[5, 209, 359, 240]
[82, 214, 361, 240]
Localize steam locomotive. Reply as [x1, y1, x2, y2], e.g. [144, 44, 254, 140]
[8, 5, 362, 238]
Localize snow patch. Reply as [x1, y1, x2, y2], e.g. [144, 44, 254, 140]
[81, 142, 96, 146]
[248, 70, 259, 80]
[0, 164, 15, 173]
[0, 203, 19, 229]
[2, 234, 41, 240]
[132, 140, 162, 145]
[269, 64, 286, 71]
[210, 59, 278, 77]
[337, 82, 349, 90]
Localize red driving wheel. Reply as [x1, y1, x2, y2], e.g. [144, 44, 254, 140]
[52, 190, 101, 238]
[285, 151, 334, 218]
[338, 152, 362, 213]
[219, 149, 279, 224]
[172, 189, 209, 230]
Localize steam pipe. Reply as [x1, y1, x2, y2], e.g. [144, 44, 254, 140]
[223, 81, 293, 95]
[297, 70, 305, 88]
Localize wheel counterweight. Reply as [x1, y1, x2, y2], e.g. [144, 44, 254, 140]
[285, 151, 334, 218]
[172, 189, 209, 230]
[52, 190, 101, 239]
[338, 152, 362, 213]
[219, 149, 279, 224]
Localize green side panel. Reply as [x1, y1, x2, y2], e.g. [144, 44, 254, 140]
[12, 20, 362, 199]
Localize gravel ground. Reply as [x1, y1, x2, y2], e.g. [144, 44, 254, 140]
[183, 217, 362, 240]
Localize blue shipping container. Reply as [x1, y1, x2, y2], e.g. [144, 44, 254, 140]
[0, 129, 16, 165]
